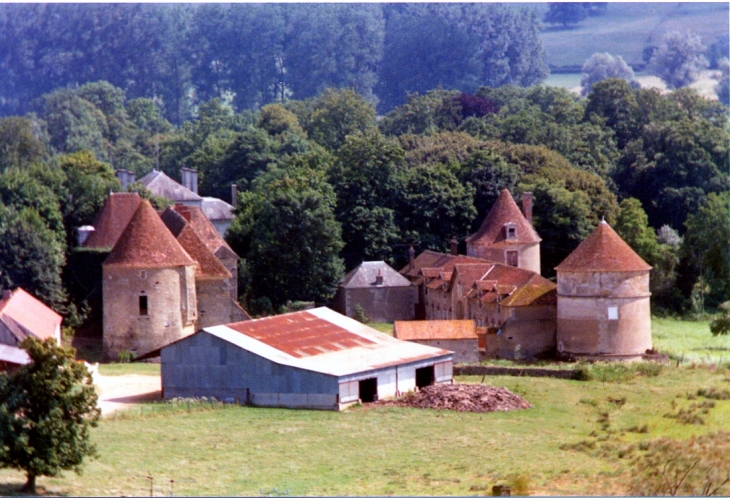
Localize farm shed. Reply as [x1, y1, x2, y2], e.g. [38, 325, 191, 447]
[0, 288, 62, 347]
[333, 261, 417, 322]
[394, 320, 479, 363]
[160, 307, 453, 410]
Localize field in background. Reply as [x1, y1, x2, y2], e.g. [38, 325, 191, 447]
[531, 3, 728, 69]
[3, 363, 728, 496]
[652, 317, 730, 365]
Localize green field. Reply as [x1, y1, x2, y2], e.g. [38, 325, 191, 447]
[532, 3, 729, 68]
[4, 317, 730, 496]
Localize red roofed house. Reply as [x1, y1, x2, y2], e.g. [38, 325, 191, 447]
[103, 200, 199, 360]
[555, 220, 652, 360]
[394, 320, 478, 363]
[0, 288, 62, 347]
[466, 190, 541, 274]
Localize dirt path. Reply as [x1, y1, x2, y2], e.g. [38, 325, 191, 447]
[94, 373, 162, 416]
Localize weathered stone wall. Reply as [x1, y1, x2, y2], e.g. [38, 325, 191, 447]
[477, 304, 557, 359]
[466, 242, 540, 274]
[557, 271, 651, 357]
[218, 256, 238, 301]
[103, 265, 196, 360]
[424, 285, 452, 320]
[197, 278, 238, 329]
[408, 338, 479, 363]
[342, 286, 417, 322]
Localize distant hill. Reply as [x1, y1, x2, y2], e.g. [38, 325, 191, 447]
[525, 3, 729, 71]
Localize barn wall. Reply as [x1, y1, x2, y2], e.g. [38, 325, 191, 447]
[103, 265, 196, 361]
[343, 286, 417, 322]
[161, 332, 340, 409]
[409, 339, 478, 363]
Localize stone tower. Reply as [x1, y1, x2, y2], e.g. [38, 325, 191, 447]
[466, 189, 541, 274]
[555, 220, 652, 360]
[102, 200, 197, 360]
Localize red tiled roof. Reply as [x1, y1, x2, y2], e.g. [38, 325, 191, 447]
[450, 264, 494, 292]
[83, 193, 141, 249]
[0, 288, 61, 342]
[226, 310, 376, 358]
[466, 189, 541, 247]
[104, 200, 196, 269]
[176, 225, 231, 279]
[172, 204, 237, 259]
[555, 221, 652, 272]
[394, 320, 477, 340]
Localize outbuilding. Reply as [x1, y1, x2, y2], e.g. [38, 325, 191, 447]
[394, 320, 478, 363]
[159, 307, 453, 410]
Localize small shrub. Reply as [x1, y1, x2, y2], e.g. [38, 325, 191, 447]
[507, 473, 530, 496]
[353, 304, 370, 324]
[571, 364, 593, 381]
[627, 423, 649, 434]
[579, 398, 598, 407]
[697, 387, 730, 400]
[607, 396, 626, 406]
[636, 362, 664, 377]
[117, 350, 136, 363]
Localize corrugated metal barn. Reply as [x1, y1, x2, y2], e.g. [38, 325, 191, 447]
[160, 307, 453, 410]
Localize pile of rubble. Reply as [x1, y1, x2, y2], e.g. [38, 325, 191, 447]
[378, 383, 531, 413]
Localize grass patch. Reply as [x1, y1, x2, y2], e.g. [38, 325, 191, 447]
[98, 363, 161, 376]
[5, 365, 730, 496]
[368, 322, 394, 336]
[652, 317, 730, 365]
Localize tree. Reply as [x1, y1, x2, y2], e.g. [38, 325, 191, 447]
[543, 3, 587, 27]
[0, 117, 50, 171]
[0, 337, 100, 494]
[717, 58, 729, 105]
[584, 78, 645, 149]
[304, 88, 377, 151]
[580, 52, 635, 96]
[647, 31, 710, 89]
[711, 302, 730, 336]
[226, 155, 344, 307]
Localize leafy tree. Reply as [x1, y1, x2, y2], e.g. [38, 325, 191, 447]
[0, 117, 50, 171]
[227, 155, 344, 307]
[717, 58, 729, 105]
[647, 31, 710, 89]
[580, 52, 635, 96]
[0, 337, 100, 494]
[0, 206, 67, 311]
[379, 89, 464, 137]
[711, 302, 730, 336]
[304, 88, 377, 151]
[258, 104, 306, 138]
[543, 3, 587, 27]
[584, 78, 645, 149]
[682, 192, 730, 308]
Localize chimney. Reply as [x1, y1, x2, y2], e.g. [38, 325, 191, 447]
[2, 290, 10, 300]
[181, 168, 190, 191]
[116, 169, 131, 189]
[231, 184, 238, 207]
[175, 204, 191, 222]
[450, 237, 458, 256]
[77, 225, 95, 246]
[522, 192, 533, 225]
[190, 169, 198, 195]
[375, 269, 384, 286]
[409, 246, 415, 270]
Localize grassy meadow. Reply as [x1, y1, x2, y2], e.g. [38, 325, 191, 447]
[3, 316, 730, 495]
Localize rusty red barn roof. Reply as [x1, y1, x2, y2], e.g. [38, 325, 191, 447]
[555, 221, 652, 272]
[227, 310, 377, 358]
[84, 192, 141, 249]
[104, 200, 196, 269]
[466, 189, 541, 247]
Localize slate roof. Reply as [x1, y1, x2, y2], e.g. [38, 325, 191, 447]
[341, 261, 413, 289]
[83, 193, 141, 249]
[139, 170, 202, 203]
[394, 320, 477, 341]
[172, 204, 237, 259]
[104, 200, 196, 269]
[555, 220, 652, 272]
[201, 197, 234, 222]
[0, 288, 62, 343]
[466, 189, 541, 247]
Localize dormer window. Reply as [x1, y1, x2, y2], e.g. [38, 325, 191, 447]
[504, 222, 517, 240]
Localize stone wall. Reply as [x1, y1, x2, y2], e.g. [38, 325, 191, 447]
[409, 338, 479, 363]
[466, 242, 540, 274]
[341, 286, 417, 322]
[103, 265, 196, 360]
[196, 278, 244, 329]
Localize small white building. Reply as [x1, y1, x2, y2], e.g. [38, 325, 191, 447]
[159, 307, 453, 410]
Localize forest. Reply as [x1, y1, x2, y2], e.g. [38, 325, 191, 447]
[0, 4, 727, 330]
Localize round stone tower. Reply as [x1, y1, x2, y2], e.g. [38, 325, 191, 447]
[555, 220, 652, 360]
[102, 200, 198, 361]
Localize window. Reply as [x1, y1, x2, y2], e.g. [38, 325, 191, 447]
[506, 250, 519, 267]
[608, 306, 619, 320]
[139, 270, 147, 280]
[139, 296, 148, 316]
[504, 223, 517, 240]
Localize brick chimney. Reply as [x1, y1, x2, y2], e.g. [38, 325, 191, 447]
[522, 192, 533, 225]
[375, 269, 383, 286]
[2, 289, 10, 300]
[231, 184, 238, 207]
[181, 168, 199, 195]
[450, 237, 458, 256]
[409, 246, 415, 270]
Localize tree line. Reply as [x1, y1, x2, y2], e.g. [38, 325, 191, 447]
[0, 4, 547, 123]
[0, 77, 728, 321]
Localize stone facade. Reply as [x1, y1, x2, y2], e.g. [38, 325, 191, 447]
[196, 278, 249, 330]
[103, 266, 196, 360]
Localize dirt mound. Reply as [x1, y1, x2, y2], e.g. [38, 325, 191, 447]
[378, 383, 531, 413]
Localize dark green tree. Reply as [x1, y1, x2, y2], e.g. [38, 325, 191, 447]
[0, 337, 100, 494]
[584, 78, 645, 149]
[543, 3, 587, 27]
[303, 89, 377, 151]
[0, 117, 50, 171]
[227, 155, 344, 307]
